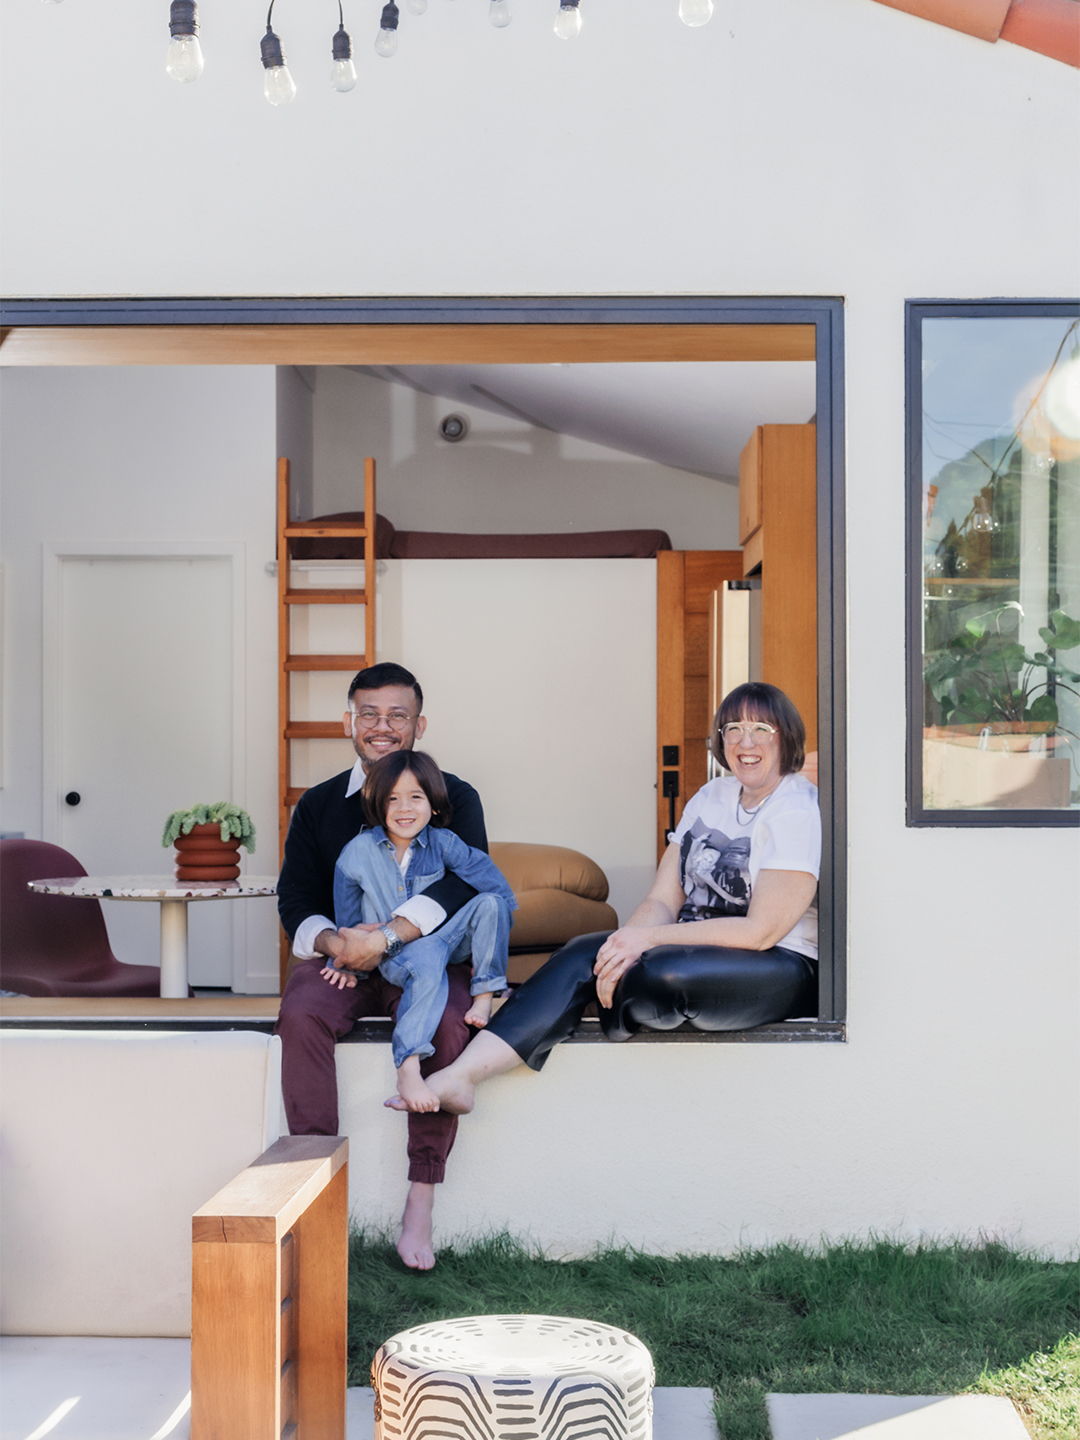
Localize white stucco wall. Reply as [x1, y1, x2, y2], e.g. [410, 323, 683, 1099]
[1, 0, 1078, 1252]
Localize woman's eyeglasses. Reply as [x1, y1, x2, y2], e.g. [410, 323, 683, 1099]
[720, 722, 777, 742]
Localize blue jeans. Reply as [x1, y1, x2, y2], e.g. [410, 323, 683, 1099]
[380, 891, 512, 1069]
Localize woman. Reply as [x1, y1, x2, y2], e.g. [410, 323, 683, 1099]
[386, 682, 820, 1116]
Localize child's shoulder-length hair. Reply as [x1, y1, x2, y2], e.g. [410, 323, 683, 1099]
[361, 750, 453, 830]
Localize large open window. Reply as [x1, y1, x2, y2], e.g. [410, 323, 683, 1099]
[0, 295, 847, 1026]
[906, 301, 1080, 827]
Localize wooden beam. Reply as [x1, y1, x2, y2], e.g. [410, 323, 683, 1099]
[0, 323, 816, 367]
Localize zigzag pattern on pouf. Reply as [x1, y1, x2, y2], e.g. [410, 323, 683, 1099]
[372, 1313, 655, 1440]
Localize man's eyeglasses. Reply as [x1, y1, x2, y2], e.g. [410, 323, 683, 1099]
[720, 722, 777, 742]
[350, 708, 415, 731]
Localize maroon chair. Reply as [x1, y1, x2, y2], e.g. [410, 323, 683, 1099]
[0, 838, 165, 997]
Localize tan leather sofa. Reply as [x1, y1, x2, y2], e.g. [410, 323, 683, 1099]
[490, 842, 618, 984]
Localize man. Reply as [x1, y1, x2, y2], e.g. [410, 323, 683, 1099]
[275, 662, 486, 1270]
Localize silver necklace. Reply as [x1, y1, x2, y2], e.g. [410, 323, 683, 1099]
[736, 784, 778, 826]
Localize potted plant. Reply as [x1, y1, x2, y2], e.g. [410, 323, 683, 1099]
[923, 605, 1079, 808]
[162, 802, 257, 882]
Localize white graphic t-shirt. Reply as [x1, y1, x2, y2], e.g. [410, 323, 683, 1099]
[672, 771, 821, 961]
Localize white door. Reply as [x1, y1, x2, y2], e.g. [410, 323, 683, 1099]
[52, 554, 236, 985]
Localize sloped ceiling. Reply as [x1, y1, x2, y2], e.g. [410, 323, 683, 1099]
[352, 362, 818, 480]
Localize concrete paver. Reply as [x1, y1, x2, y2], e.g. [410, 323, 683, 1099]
[766, 1392, 1029, 1440]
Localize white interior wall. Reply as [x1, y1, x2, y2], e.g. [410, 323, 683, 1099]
[276, 367, 316, 522]
[310, 367, 740, 549]
[1, 0, 1078, 1252]
[287, 559, 656, 921]
[0, 367, 281, 993]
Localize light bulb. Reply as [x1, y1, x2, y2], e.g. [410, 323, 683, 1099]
[971, 497, 995, 535]
[166, 35, 204, 81]
[489, 0, 512, 26]
[261, 25, 296, 104]
[405, 0, 427, 12]
[376, 0, 399, 56]
[166, 0, 203, 82]
[678, 0, 713, 25]
[331, 57, 357, 90]
[554, 3, 582, 39]
[264, 64, 297, 103]
[330, 22, 357, 91]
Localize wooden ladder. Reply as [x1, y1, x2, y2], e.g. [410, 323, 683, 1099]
[277, 455, 377, 991]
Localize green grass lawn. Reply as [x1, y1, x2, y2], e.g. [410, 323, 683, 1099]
[347, 1232, 1079, 1439]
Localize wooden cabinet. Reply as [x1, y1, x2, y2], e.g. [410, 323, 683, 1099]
[656, 550, 744, 859]
[737, 424, 817, 752]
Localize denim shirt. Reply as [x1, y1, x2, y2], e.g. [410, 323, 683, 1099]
[333, 824, 516, 932]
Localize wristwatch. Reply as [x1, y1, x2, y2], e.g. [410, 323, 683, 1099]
[378, 924, 404, 961]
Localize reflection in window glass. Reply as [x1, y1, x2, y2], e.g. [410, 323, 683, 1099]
[920, 315, 1080, 812]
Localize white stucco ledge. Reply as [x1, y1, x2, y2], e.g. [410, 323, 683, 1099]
[766, 1391, 1029, 1440]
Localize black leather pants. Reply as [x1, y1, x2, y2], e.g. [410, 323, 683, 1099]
[487, 930, 818, 1071]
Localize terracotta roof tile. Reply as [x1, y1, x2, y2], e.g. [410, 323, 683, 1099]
[870, 0, 1079, 65]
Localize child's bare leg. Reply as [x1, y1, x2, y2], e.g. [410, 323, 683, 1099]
[395, 1054, 440, 1113]
[397, 1181, 436, 1270]
[463, 991, 495, 1028]
[386, 1030, 522, 1115]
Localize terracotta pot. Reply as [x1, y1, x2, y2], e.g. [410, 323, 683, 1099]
[174, 823, 241, 882]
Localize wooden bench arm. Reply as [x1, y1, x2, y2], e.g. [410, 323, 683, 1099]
[192, 1135, 349, 1440]
[193, 1134, 347, 1245]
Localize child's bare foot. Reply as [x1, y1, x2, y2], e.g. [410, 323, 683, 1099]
[396, 1182, 436, 1270]
[385, 1065, 476, 1116]
[396, 1057, 441, 1113]
[464, 992, 494, 1028]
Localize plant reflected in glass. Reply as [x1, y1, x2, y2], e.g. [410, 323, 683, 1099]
[920, 316, 1080, 811]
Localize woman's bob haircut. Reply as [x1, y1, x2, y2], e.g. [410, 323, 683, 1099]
[361, 750, 453, 832]
[710, 681, 806, 777]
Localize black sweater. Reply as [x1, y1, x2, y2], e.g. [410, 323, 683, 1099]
[277, 767, 487, 943]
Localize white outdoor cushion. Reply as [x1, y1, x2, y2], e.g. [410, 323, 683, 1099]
[0, 1029, 281, 1337]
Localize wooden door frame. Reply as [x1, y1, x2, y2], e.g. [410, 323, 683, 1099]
[1, 295, 847, 1024]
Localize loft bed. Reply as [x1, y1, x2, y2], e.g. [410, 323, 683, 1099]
[290, 512, 673, 561]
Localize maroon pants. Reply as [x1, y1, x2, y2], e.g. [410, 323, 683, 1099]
[275, 957, 473, 1184]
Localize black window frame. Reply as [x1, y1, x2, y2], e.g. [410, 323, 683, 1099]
[0, 293, 848, 1030]
[905, 298, 1080, 829]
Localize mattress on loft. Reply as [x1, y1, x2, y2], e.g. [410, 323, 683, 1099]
[290, 512, 672, 561]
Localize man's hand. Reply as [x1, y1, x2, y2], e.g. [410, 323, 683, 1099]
[335, 922, 390, 972]
[593, 927, 654, 1009]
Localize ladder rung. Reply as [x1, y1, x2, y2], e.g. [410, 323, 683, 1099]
[284, 523, 372, 538]
[284, 589, 368, 605]
[284, 722, 348, 739]
[285, 654, 368, 671]
[284, 787, 307, 808]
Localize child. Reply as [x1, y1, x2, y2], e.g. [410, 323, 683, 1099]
[322, 750, 516, 1113]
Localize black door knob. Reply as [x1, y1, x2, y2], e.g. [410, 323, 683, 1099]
[65, 792, 81, 807]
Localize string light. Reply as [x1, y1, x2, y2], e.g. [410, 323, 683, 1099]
[152, 0, 717, 100]
[166, 0, 204, 82]
[260, 2, 297, 104]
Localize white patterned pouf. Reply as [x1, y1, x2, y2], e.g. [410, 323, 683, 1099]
[372, 1313, 655, 1440]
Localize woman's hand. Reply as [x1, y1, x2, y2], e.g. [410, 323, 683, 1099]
[594, 928, 654, 1008]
